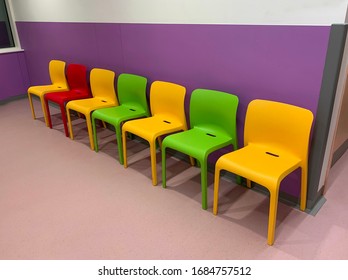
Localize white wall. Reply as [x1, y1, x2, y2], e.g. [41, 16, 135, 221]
[9, 0, 348, 25]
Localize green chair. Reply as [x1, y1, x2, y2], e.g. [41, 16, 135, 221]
[91, 73, 149, 165]
[162, 88, 239, 210]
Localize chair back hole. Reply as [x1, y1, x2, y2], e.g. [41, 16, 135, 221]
[129, 108, 136, 111]
[266, 151, 279, 157]
[163, 120, 171, 124]
[101, 100, 107, 103]
[206, 133, 216, 137]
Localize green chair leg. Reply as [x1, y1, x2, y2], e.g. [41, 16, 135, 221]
[200, 160, 208, 210]
[162, 146, 167, 188]
[115, 124, 124, 165]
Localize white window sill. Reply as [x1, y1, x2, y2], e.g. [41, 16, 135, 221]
[0, 47, 24, 54]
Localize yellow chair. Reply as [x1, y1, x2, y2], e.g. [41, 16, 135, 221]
[66, 68, 118, 150]
[27, 60, 68, 126]
[122, 81, 188, 186]
[213, 99, 314, 245]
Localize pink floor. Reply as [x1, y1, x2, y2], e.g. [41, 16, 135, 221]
[1, 98, 348, 260]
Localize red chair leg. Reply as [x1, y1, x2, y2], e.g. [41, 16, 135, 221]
[60, 104, 69, 137]
[44, 98, 53, 129]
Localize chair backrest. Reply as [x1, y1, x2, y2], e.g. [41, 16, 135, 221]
[90, 68, 118, 105]
[49, 60, 68, 88]
[190, 89, 239, 138]
[244, 99, 314, 160]
[66, 64, 90, 94]
[150, 81, 187, 127]
[117, 73, 149, 116]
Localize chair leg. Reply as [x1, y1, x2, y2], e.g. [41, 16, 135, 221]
[59, 104, 69, 137]
[86, 114, 95, 150]
[267, 188, 279, 246]
[92, 115, 99, 152]
[200, 160, 208, 210]
[28, 93, 36, 119]
[213, 165, 222, 215]
[66, 108, 75, 140]
[44, 98, 53, 129]
[157, 137, 162, 149]
[162, 146, 167, 188]
[40, 95, 49, 127]
[122, 129, 128, 168]
[150, 141, 158, 186]
[232, 141, 242, 185]
[246, 180, 252, 188]
[189, 156, 195, 166]
[300, 166, 307, 211]
[115, 124, 124, 165]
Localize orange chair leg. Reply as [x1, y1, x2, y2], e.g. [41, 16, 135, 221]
[300, 167, 307, 211]
[40, 95, 49, 127]
[150, 141, 158, 186]
[28, 93, 36, 120]
[86, 115, 95, 150]
[67, 108, 75, 140]
[213, 166, 222, 215]
[267, 188, 279, 246]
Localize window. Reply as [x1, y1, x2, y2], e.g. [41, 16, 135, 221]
[0, 0, 14, 48]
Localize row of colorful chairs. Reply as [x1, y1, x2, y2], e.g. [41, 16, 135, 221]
[27, 60, 314, 245]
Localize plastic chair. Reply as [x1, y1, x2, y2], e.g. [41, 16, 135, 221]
[162, 89, 239, 210]
[213, 99, 314, 245]
[122, 81, 188, 186]
[66, 68, 118, 150]
[27, 60, 68, 126]
[44, 64, 91, 137]
[91, 73, 149, 165]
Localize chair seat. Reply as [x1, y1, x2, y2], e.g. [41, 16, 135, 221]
[28, 85, 68, 96]
[217, 143, 301, 188]
[45, 90, 90, 104]
[122, 115, 185, 140]
[67, 97, 117, 114]
[163, 127, 233, 160]
[92, 105, 147, 125]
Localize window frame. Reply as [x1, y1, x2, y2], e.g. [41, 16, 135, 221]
[0, 0, 22, 54]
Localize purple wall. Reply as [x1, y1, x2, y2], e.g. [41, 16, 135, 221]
[0, 51, 29, 100]
[16, 21, 330, 197]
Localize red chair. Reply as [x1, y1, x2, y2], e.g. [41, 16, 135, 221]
[44, 64, 91, 137]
